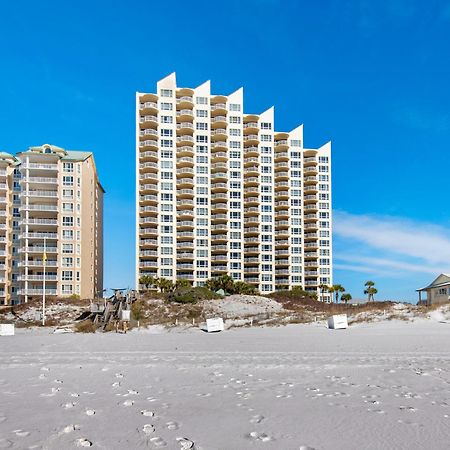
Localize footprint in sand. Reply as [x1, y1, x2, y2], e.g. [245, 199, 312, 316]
[176, 437, 195, 449]
[142, 424, 156, 435]
[62, 402, 77, 409]
[127, 389, 139, 396]
[112, 382, 121, 388]
[399, 406, 417, 412]
[41, 367, 50, 372]
[62, 424, 80, 434]
[70, 393, 80, 398]
[0, 438, 13, 449]
[115, 373, 124, 379]
[123, 400, 134, 407]
[196, 393, 211, 398]
[76, 438, 93, 447]
[250, 415, 264, 424]
[248, 431, 272, 442]
[149, 436, 167, 447]
[141, 410, 155, 417]
[166, 421, 179, 430]
[367, 409, 385, 414]
[299, 446, 317, 450]
[13, 429, 30, 437]
[85, 409, 96, 416]
[0, 416, 6, 424]
[54, 379, 64, 384]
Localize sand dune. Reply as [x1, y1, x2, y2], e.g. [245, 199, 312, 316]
[1, 320, 450, 449]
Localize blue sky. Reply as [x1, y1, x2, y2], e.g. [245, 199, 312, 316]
[1, 0, 449, 301]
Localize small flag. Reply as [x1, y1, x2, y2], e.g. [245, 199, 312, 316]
[43, 251, 47, 263]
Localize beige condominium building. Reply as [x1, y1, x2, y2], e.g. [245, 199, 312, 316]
[136, 73, 332, 298]
[0, 144, 104, 305]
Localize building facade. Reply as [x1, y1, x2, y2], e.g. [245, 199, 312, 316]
[417, 274, 450, 305]
[0, 144, 104, 305]
[136, 73, 332, 297]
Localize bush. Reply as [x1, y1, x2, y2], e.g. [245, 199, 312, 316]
[167, 287, 219, 304]
[131, 300, 145, 322]
[75, 320, 96, 333]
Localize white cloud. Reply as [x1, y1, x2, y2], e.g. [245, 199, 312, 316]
[334, 211, 450, 268]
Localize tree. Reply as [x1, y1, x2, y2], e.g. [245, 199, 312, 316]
[155, 277, 175, 293]
[139, 275, 155, 291]
[329, 284, 345, 303]
[341, 293, 352, 304]
[205, 275, 235, 293]
[233, 281, 256, 295]
[175, 279, 192, 289]
[319, 284, 330, 302]
[364, 281, 378, 302]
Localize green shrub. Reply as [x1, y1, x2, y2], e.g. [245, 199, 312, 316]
[167, 286, 219, 304]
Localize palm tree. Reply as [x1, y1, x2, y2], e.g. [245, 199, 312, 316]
[175, 279, 191, 289]
[139, 275, 155, 291]
[156, 277, 175, 293]
[341, 293, 352, 304]
[364, 281, 378, 302]
[319, 283, 330, 303]
[329, 284, 345, 303]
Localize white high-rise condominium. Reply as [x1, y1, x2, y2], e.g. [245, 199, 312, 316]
[0, 144, 104, 306]
[136, 73, 332, 299]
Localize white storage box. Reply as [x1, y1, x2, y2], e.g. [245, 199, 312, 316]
[120, 310, 131, 322]
[206, 317, 224, 333]
[0, 324, 15, 336]
[327, 314, 348, 329]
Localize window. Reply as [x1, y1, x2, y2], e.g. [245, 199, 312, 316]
[160, 89, 173, 97]
[63, 176, 73, 186]
[161, 269, 173, 277]
[63, 162, 73, 172]
[196, 96, 208, 105]
[229, 141, 241, 148]
[62, 244, 73, 254]
[196, 135, 208, 143]
[62, 257, 73, 267]
[261, 122, 272, 130]
[160, 129, 173, 137]
[63, 203, 73, 212]
[229, 128, 240, 136]
[62, 284, 73, 294]
[160, 150, 173, 158]
[161, 139, 173, 148]
[196, 122, 208, 130]
[63, 189, 73, 198]
[160, 102, 172, 111]
[62, 230, 73, 240]
[196, 110, 208, 117]
[229, 103, 241, 112]
[229, 116, 241, 124]
[62, 217, 73, 226]
[161, 115, 173, 124]
[62, 271, 73, 281]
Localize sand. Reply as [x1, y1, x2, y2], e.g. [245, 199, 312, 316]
[1, 320, 450, 449]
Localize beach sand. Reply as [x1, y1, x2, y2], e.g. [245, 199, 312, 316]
[1, 320, 450, 449]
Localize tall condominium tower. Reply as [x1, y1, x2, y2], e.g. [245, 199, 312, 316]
[136, 73, 332, 298]
[0, 144, 104, 305]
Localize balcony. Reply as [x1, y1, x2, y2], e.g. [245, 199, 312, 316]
[211, 213, 227, 222]
[176, 122, 194, 133]
[211, 142, 227, 151]
[211, 162, 227, 172]
[176, 110, 194, 121]
[211, 151, 227, 161]
[140, 172, 158, 181]
[139, 140, 158, 149]
[140, 206, 158, 215]
[140, 150, 158, 160]
[140, 238, 158, 247]
[177, 192, 194, 201]
[211, 103, 227, 114]
[177, 146, 194, 157]
[17, 289, 58, 296]
[139, 115, 158, 127]
[177, 221, 194, 229]
[244, 257, 259, 263]
[141, 183, 158, 192]
[176, 135, 194, 145]
[176, 167, 194, 177]
[177, 252, 194, 260]
[211, 265, 227, 272]
[23, 204, 58, 212]
[244, 176, 259, 186]
[22, 163, 58, 171]
[140, 261, 158, 268]
[274, 151, 289, 161]
[212, 245, 228, 252]
[20, 218, 58, 226]
[176, 96, 194, 107]
[176, 157, 194, 167]
[211, 116, 227, 128]
[243, 122, 258, 132]
[19, 246, 58, 254]
[177, 209, 194, 218]
[211, 172, 227, 182]
[244, 207, 259, 215]
[139, 129, 158, 138]
[17, 275, 58, 282]
[139, 101, 158, 112]
[244, 166, 259, 175]
[275, 171, 289, 180]
[140, 194, 158, 203]
[21, 177, 58, 185]
[20, 232, 58, 239]
[246, 197, 259, 205]
[211, 193, 227, 202]
[140, 250, 158, 257]
[140, 162, 158, 172]
[304, 166, 318, 175]
[177, 177, 194, 187]
[139, 216, 158, 224]
[304, 156, 317, 164]
[177, 273, 194, 280]
[243, 135, 259, 145]
[177, 242, 194, 249]
[274, 139, 288, 148]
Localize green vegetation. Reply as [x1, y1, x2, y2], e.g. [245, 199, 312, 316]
[328, 284, 345, 303]
[341, 293, 352, 304]
[205, 275, 257, 295]
[167, 286, 219, 304]
[364, 280, 378, 302]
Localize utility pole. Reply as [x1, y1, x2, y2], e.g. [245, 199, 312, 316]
[42, 237, 46, 326]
